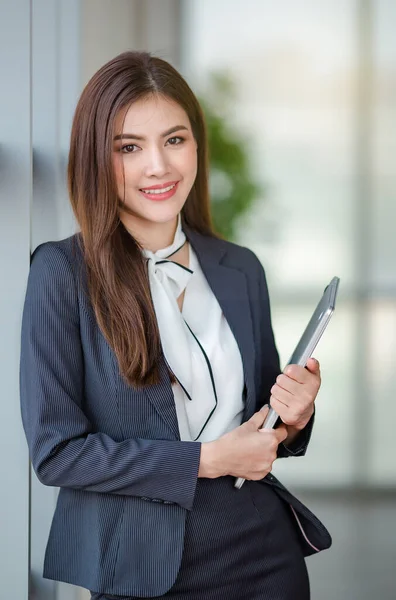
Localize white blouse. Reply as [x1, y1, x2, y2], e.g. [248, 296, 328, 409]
[142, 219, 245, 443]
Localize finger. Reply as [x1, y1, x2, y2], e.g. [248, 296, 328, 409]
[274, 424, 288, 443]
[283, 364, 309, 384]
[273, 375, 301, 396]
[247, 406, 269, 429]
[269, 396, 290, 420]
[271, 385, 292, 407]
[259, 424, 288, 443]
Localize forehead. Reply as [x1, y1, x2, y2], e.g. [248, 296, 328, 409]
[115, 95, 191, 135]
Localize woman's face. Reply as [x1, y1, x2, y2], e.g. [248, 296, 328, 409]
[113, 94, 198, 234]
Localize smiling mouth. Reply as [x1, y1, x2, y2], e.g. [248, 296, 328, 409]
[139, 183, 177, 195]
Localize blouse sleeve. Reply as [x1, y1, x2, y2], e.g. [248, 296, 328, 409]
[20, 243, 201, 511]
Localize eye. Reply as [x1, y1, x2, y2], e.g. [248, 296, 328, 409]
[166, 136, 184, 146]
[121, 144, 139, 153]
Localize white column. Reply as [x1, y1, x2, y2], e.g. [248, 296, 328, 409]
[0, 0, 31, 598]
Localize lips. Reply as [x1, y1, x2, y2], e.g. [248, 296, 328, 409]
[140, 181, 178, 192]
[140, 182, 177, 195]
[139, 181, 180, 201]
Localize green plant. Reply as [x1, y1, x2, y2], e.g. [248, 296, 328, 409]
[199, 72, 263, 240]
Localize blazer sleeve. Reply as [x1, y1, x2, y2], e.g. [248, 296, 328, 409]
[253, 254, 314, 458]
[20, 243, 201, 511]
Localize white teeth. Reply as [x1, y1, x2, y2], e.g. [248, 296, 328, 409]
[141, 183, 176, 195]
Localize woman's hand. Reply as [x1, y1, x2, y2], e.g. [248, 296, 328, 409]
[198, 406, 288, 480]
[270, 358, 321, 435]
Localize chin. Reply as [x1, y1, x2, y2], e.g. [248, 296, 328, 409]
[145, 212, 181, 226]
[138, 200, 186, 225]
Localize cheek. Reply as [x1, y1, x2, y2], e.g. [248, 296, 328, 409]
[113, 156, 139, 199]
[179, 146, 198, 180]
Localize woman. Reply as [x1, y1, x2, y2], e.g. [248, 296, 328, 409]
[20, 51, 331, 600]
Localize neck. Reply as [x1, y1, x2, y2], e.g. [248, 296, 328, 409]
[121, 214, 179, 252]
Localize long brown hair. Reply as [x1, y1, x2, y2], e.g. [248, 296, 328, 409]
[68, 51, 214, 386]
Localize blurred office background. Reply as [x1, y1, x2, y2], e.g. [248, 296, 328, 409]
[1, 0, 395, 598]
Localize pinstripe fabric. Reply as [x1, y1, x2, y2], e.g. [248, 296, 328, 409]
[91, 478, 310, 600]
[20, 229, 331, 598]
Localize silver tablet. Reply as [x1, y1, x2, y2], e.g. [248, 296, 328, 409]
[234, 276, 340, 489]
[262, 275, 340, 430]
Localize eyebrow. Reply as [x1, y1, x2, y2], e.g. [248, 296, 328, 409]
[113, 125, 189, 141]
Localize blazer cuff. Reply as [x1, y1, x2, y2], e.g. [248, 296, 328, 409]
[277, 409, 315, 458]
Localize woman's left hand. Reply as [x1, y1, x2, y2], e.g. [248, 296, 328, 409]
[269, 358, 321, 432]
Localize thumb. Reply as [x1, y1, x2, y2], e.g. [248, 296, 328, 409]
[247, 405, 269, 430]
[306, 357, 320, 375]
[273, 423, 288, 444]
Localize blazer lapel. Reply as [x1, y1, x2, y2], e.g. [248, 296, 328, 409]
[186, 228, 257, 421]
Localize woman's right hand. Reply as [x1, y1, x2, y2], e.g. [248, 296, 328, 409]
[198, 406, 288, 480]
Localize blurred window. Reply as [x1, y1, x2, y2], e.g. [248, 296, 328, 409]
[182, 0, 396, 487]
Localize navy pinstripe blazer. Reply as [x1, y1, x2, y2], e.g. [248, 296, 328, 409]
[20, 227, 331, 597]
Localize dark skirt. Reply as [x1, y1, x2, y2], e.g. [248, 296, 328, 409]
[91, 476, 309, 600]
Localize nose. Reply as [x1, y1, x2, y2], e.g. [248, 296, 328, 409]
[143, 146, 171, 178]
